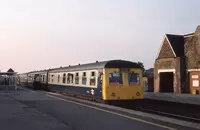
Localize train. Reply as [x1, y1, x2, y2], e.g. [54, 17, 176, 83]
[18, 60, 144, 103]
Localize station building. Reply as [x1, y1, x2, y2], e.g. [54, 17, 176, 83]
[154, 25, 200, 94]
[0, 68, 17, 86]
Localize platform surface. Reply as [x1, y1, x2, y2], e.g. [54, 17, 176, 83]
[145, 92, 200, 105]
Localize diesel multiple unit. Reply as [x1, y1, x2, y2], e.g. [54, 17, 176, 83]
[18, 60, 144, 102]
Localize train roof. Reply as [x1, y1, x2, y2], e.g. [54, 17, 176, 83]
[28, 70, 48, 74]
[49, 60, 142, 73]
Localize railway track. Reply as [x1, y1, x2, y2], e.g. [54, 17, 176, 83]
[131, 106, 200, 123]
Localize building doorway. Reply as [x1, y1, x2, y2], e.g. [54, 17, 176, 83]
[159, 72, 174, 92]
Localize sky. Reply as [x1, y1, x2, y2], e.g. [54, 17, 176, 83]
[0, 0, 200, 73]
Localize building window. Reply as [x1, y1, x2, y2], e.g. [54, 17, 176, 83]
[75, 73, 79, 84]
[82, 72, 87, 85]
[58, 75, 60, 83]
[63, 73, 66, 83]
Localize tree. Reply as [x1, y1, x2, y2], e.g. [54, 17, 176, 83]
[137, 62, 145, 76]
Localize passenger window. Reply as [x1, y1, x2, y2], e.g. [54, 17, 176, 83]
[109, 73, 123, 85]
[90, 72, 96, 86]
[68, 73, 74, 84]
[75, 73, 79, 84]
[67, 74, 70, 84]
[63, 73, 66, 83]
[90, 77, 96, 86]
[91, 72, 95, 77]
[82, 72, 87, 85]
[128, 73, 140, 85]
[83, 72, 86, 77]
[71, 74, 74, 83]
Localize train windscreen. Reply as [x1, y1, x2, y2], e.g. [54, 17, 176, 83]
[128, 73, 140, 85]
[109, 73, 123, 85]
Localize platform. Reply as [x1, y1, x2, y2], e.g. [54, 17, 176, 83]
[0, 86, 199, 130]
[144, 92, 200, 105]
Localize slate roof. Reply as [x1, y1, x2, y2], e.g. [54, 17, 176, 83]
[166, 34, 185, 57]
[145, 68, 154, 74]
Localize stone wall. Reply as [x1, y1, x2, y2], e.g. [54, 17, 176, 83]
[185, 26, 200, 69]
[154, 58, 181, 93]
[158, 39, 175, 59]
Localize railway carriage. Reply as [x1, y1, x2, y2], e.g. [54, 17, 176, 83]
[27, 70, 48, 90]
[47, 60, 144, 102]
[27, 71, 40, 89]
[37, 70, 48, 90]
[18, 73, 28, 87]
